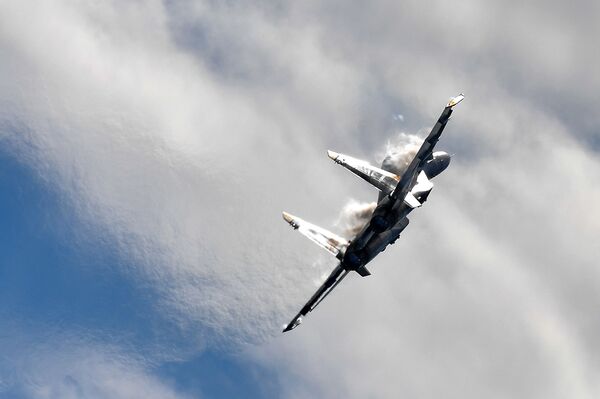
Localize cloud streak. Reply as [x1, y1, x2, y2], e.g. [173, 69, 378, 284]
[0, 0, 360, 346]
[0, 323, 190, 399]
[1, 0, 599, 398]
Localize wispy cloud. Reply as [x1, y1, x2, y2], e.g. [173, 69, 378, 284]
[0, 0, 362, 345]
[0, 325, 190, 399]
[1, 0, 599, 398]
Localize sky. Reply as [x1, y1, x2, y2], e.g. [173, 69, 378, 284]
[0, 0, 599, 398]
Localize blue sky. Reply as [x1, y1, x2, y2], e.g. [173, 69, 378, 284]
[0, 148, 279, 397]
[1, 1, 599, 398]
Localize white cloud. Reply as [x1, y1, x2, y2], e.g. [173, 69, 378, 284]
[0, 0, 364, 345]
[0, 326, 189, 399]
[1, 0, 599, 398]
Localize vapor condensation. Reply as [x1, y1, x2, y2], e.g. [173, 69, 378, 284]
[380, 133, 422, 176]
[337, 200, 377, 238]
[337, 133, 422, 237]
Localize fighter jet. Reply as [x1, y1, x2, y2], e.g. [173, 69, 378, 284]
[282, 94, 464, 332]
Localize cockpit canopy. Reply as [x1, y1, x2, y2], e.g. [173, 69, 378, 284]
[423, 151, 451, 179]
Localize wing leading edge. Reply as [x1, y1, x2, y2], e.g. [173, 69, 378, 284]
[283, 264, 350, 332]
[390, 94, 464, 203]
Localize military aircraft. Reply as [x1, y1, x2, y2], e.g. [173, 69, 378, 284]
[282, 94, 465, 332]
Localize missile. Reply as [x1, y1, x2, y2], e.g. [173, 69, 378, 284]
[282, 211, 299, 229]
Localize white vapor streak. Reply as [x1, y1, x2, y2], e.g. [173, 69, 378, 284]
[337, 200, 376, 238]
[380, 133, 423, 176]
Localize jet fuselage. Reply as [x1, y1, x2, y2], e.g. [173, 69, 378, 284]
[341, 151, 451, 275]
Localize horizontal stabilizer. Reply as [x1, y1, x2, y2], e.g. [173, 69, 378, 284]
[328, 151, 399, 193]
[356, 266, 371, 277]
[282, 212, 349, 257]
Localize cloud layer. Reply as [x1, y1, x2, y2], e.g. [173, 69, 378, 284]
[1, 0, 599, 398]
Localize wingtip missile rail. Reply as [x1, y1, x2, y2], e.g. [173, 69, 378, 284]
[446, 93, 465, 108]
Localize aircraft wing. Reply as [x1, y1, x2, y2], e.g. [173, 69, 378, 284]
[390, 94, 464, 203]
[283, 263, 350, 332]
[347, 94, 464, 252]
[281, 94, 464, 332]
